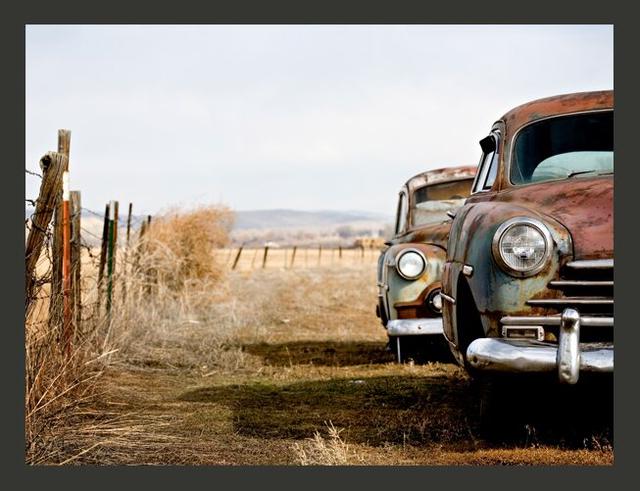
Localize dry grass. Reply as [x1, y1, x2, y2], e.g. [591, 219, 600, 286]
[293, 422, 362, 465]
[25, 205, 235, 465]
[36, 258, 613, 466]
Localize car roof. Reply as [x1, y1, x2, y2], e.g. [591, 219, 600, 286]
[500, 90, 613, 132]
[404, 165, 477, 193]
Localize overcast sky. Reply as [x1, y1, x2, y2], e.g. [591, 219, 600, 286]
[25, 25, 613, 216]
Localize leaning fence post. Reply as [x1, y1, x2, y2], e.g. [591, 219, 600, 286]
[96, 202, 110, 315]
[290, 246, 297, 269]
[262, 245, 269, 269]
[25, 152, 67, 314]
[232, 245, 244, 270]
[50, 129, 71, 325]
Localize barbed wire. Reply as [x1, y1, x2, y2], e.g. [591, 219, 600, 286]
[25, 169, 43, 179]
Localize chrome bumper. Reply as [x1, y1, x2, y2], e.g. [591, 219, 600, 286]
[467, 308, 613, 384]
[386, 318, 443, 336]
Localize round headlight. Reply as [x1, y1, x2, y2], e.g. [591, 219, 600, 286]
[396, 249, 426, 280]
[492, 217, 552, 277]
[427, 288, 443, 314]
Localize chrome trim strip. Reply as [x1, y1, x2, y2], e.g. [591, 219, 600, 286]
[467, 339, 613, 378]
[549, 280, 614, 287]
[440, 292, 456, 305]
[386, 318, 443, 336]
[566, 259, 614, 269]
[527, 298, 613, 306]
[558, 308, 580, 384]
[501, 315, 613, 327]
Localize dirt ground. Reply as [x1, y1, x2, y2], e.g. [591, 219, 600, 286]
[55, 265, 613, 465]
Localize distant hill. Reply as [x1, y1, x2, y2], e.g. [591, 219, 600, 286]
[232, 209, 392, 230]
[25, 207, 394, 247]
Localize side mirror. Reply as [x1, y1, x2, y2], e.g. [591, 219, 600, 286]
[446, 210, 457, 220]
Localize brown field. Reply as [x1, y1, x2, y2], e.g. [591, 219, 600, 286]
[213, 246, 380, 271]
[40, 259, 613, 466]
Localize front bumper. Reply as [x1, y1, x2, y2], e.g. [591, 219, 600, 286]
[466, 308, 613, 384]
[386, 318, 443, 336]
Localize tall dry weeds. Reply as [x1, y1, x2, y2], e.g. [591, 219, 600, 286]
[292, 421, 364, 466]
[26, 205, 234, 464]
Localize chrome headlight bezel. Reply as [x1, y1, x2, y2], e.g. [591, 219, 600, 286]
[491, 217, 553, 277]
[395, 248, 427, 280]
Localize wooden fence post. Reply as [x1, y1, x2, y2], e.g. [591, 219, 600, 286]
[106, 200, 118, 317]
[96, 202, 110, 315]
[69, 190, 82, 336]
[318, 245, 322, 266]
[232, 245, 244, 270]
[262, 245, 269, 269]
[290, 246, 297, 269]
[50, 129, 71, 324]
[339, 245, 342, 260]
[61, 172, 72, 357]
[25, 152, 66, 314]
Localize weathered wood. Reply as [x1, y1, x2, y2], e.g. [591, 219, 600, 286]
[61, 173, 72, 357]
[106, 201, 118, 316]
[70, 191, 82, 332]
[339, 246, 343, 259]
[25, 152, 67, 313]
[262, 246, 269, 269]
[232, 246, 244, 270]
[126, 203, 133, 247]
[96, 202, 110, 314]
[290, 246, 297, 269]
[50, 130, 71, 322]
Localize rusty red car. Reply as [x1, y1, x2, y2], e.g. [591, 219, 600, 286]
[441, 90, 613, 385]
[376, 165, 476, 362]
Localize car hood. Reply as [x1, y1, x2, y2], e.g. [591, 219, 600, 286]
[402, 220, 452, 250]
[496, 176, 613, 260]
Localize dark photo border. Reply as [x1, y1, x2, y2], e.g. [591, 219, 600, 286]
[3, 0, 636, 488]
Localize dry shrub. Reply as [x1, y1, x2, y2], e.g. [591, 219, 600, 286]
[141, 206, 233, 291]
[293, 422, 364, 465]
[106, 205, 247, 371]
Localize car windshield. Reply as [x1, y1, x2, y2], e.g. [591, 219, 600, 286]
[412, 178, 473, 227]
[511, 110, 613, 185]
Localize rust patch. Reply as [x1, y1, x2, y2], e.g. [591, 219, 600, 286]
[500, 90, 613, 132]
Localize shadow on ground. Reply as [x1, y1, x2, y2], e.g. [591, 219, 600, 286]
[241, 340, 395, 366]
[178, 372, 612, 450]
[240, 338, 454, 367]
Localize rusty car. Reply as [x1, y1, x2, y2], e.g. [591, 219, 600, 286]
[376, 165, 476, 362]
[441, 90, 613, 386]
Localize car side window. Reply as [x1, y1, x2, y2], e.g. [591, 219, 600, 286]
[395, 192, 408, 235]
[471, 132, 499, 193]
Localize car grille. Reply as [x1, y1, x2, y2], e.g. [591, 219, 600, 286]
[526, 258, 613, 342]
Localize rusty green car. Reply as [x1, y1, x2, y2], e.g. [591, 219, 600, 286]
[441, 90, 613, 385]
[376, 166, 476, 362]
